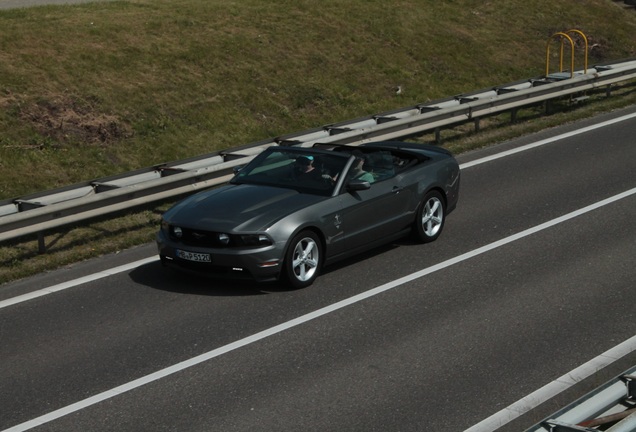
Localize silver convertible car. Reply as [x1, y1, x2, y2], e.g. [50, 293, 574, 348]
[157, 141, 460, 288]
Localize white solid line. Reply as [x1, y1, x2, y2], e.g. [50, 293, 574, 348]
[4, 186, 636, 432]
[459, 111, 636, 169]
[0, 256, 159, 310]
[464, 335, 636, 432]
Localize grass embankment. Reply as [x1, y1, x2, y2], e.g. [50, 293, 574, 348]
[1, 0, 636, 284]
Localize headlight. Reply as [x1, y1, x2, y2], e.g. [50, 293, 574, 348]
[161, 220, 183, 240]
[237, 234, 273, 247]
[173, 226, 183, 238]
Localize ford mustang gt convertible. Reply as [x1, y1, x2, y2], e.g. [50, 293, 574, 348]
[157, 141, 460, 288]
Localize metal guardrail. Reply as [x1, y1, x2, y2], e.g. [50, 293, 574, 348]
[2, 58, 636, 249]
[526, 365, 636, 432]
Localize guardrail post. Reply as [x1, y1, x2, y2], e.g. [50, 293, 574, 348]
[38, 232, 46, 254]
[624, 373, 635, 398]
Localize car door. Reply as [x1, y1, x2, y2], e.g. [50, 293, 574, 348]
[338, 174, 413, 253]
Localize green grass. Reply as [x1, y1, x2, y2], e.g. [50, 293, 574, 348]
[1, 0, 636, 284]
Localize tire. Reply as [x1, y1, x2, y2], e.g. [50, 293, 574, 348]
[284, 230, 322, 289]
[414, 191, 446, 243]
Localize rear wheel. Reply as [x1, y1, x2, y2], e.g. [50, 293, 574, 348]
[414, 191, 445, 243]
[284, 230, 322, 289]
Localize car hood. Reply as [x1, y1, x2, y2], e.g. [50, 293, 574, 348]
[163, 184, 325, 232]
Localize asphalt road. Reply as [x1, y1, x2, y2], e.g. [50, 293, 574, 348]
[1, 107, 636, 432]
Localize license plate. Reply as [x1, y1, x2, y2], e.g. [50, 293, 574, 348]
[176, 249, 211, 263]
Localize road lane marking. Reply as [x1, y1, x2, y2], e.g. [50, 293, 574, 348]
[3, 110, 636, 310]
[459, 110, 636, 169]
[0, 257, 159, 310]
[3, 187, 636, 432]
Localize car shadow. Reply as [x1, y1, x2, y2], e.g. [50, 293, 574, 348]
[318, 241, 402, 276]
[130, 239, 416, 296]
[128, 260, 287, 297]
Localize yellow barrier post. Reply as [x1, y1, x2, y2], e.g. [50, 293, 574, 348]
[566, 29, 588, 74]
[546, 32, 575, 78]
[545, 29, 588, 79]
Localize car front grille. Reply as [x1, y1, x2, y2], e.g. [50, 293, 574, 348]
[171, 228, 225, 248]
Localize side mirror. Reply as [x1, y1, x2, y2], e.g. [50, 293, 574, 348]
[346, 179, 371, 192]
[233, 166, 244, 174]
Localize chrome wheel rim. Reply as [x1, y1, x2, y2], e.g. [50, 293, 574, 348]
[421, 197, 443, 237]
[292, 237, 319, 282]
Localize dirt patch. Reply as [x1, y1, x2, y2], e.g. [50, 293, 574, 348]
[17, 94, 133, 146]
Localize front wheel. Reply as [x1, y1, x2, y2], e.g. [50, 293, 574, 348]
[414, 191, 446, 243]
[284, 230, 322, 289]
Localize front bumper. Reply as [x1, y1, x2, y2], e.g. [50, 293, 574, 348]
[156, 230, 284, 283]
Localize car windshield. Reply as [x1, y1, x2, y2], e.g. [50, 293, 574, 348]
[231, 148, 350, 196]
